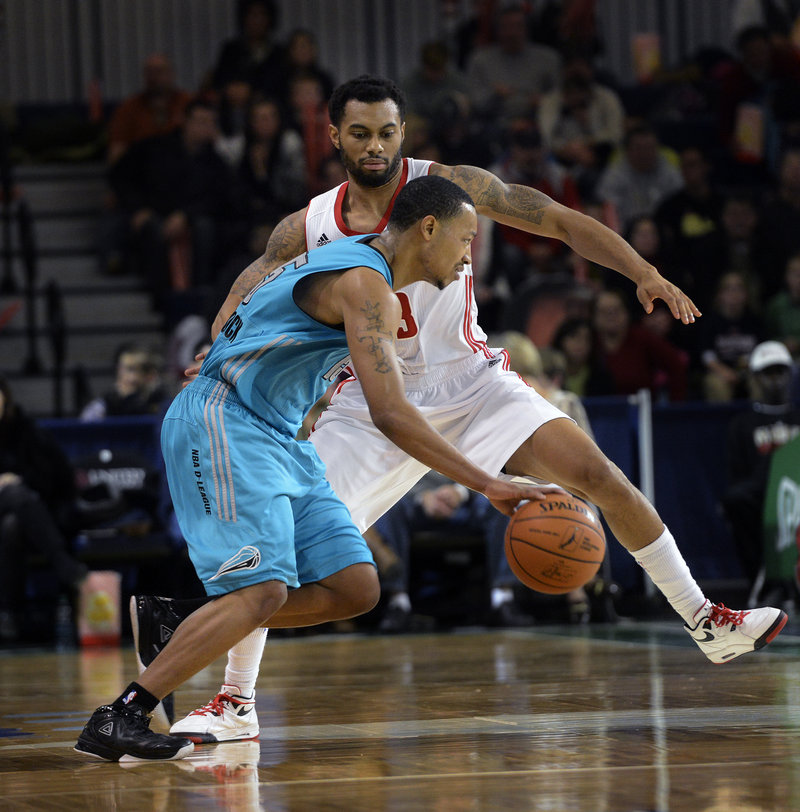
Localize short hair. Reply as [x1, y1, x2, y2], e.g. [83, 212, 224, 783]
[624, 124, 657, 148]
[328, 75, 406, 128]
[237, 0, 278, 30]
[387, 175, 473, 231]
[114, 342, 160, 372]
[183, 98, 217, 119]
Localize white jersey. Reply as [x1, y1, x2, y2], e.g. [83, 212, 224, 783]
[304, 157, 490, 375]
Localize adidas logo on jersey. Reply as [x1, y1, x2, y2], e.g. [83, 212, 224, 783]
[316, 233, 331, 247]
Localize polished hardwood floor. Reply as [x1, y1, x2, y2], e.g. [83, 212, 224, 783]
[1, 621, 799, 811]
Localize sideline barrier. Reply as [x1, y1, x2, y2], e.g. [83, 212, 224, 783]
[584, 398, 747, 592]
[38, 404, 751, 595]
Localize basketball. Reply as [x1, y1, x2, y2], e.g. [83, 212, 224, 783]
[504, 494, 605, 594]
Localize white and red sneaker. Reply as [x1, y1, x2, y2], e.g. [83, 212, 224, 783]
[685, 600, 787, 664]
[170, 685, 259, 743]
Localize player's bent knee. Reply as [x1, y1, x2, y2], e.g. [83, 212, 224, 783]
[236, 580, 289, 626]
[322, 563, 380, 618]
[573, 454, 629, 504]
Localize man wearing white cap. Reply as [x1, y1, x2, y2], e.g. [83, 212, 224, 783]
[723, 341, 800, 600]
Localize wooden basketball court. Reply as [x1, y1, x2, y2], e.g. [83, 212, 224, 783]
[2, 622, 799, 810]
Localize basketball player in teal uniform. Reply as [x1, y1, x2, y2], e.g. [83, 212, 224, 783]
[74, 176, 548, 762]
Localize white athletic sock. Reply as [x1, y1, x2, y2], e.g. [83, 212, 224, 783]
[224, 627, 268, 696]
[633, 527, 707, 625]
[491, 587, 514, 609]
[388, 592, 412, 612]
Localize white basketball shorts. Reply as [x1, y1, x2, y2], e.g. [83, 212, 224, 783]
[309, 351, 571, 532]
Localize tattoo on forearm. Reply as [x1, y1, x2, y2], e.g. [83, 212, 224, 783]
[443, 165, 552, 225]
[231, 255, 269, 298]
[357, 301, 394, 373]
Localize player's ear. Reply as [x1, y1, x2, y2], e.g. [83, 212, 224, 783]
[420, 215, 436, 240]
[329, 124, 340, 150]
[400, 121, 406, 142]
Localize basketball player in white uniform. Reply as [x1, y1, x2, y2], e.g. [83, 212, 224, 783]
[141, 76, 785, 743]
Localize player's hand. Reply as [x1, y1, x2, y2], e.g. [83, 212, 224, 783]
[182, 351, 207, 389]
[636, 270, 701, 324]
[483, 480, 559, 517]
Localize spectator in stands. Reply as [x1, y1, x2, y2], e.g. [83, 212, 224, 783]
[717, 25, 800, 180]
[373, 469, 532, 632]
[489, 125, 582, 282]
[699, 192, 765, 308]
[616, 216, 676, 315]
[466, 2, 561, 137]
[106, 53, 193, 166]
[207, 0, 287, 104]
[596, 125, 683, 232]
[765, 252, 800, 359]
[528, 339, 619, 623]
[214, 80, 254, 164]
[100, 53, 194, 276]
[234, 97, 308, 255]
[538, 55, 625, 199]
[592, 288, 689, 401]
[756, 148, 800, 301]
[401, 40, 471, 131]
[722, 340, 800, 600]
[80, 342, 167, 422]
[551, 316, 616, 397]
[286, 70, 334, 196]
[0, 376, 86, 642]
[731, 0, 800, 43]
[109, 100, 245, 311]
[653, 146, 725, 305]
[695, 270, 764, 401]
[285, 28, 336, 103]
[440, 0, 498, 71]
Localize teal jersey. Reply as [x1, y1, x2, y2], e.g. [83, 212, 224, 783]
[199, 235, 392, 437]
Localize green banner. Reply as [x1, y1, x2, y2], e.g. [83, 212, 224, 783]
[763, 434, 800, 579]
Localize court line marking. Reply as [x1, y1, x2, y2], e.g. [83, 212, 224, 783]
[5, 703, 800, 752]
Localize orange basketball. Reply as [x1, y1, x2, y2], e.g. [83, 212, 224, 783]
[504, 494, 606, 594]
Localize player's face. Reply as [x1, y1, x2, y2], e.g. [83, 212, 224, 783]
[423, 205, 477, 290]
[330, 100, 405, 188]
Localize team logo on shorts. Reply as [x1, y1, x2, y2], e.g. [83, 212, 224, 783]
[207, 545, 262, 581]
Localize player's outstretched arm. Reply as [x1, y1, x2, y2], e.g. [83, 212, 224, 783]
[210, 208, 309, 341]
[430, 162, 701, 324]
[337, 268, 548, 516]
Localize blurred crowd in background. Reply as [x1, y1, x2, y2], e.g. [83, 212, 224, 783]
[5, 0, 800, 640]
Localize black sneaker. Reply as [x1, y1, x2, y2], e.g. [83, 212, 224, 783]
[378, 604, 413, 633]
[75, 704, 194, 762]
[130, 596, 187, 725]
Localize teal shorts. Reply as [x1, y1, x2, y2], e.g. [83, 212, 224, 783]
[162, 380, 373, 597]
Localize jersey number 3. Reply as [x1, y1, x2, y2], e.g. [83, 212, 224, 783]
[396, 292, 418, 339]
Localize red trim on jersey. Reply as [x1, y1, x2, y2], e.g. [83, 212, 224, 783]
[301, 206, 310, 251]
[307, 373, 356, 438]
[333, 159, 411, 235]
[333, 184, 352, 234]
[462, 274, 492, 358]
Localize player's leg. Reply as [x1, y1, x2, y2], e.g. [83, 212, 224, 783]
[504, 417, 662, 551]
[77, 389, 300, 761]
[169, 473, 384, 742]
[505, 417, 787, 663]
